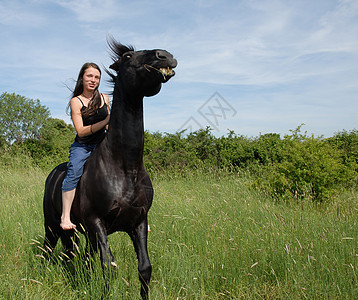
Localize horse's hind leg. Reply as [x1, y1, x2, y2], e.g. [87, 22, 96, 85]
[60, 229, 77, 260]
[44, 224, 60, 255]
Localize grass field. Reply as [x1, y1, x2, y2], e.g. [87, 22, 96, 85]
[0, 162, 357, 299]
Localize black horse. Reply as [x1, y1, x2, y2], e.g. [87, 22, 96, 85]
[43, 38, 177, 299]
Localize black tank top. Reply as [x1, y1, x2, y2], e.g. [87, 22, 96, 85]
[75, 95, 109, 145]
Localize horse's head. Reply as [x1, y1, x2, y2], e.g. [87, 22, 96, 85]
[108, 38, 177, 97]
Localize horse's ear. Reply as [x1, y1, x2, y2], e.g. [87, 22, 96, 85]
[109, 59, 121, 71]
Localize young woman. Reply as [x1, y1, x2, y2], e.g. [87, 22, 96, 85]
[60, 62, 110, 230]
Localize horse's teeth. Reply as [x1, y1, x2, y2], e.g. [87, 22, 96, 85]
[160, 68, 172, 75]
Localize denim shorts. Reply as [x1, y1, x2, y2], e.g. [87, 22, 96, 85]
[61, 142, 97, 191]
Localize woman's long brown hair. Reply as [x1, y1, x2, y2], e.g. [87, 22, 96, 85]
[68, 62, 102, 117]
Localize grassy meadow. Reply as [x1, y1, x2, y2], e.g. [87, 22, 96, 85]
[0, 160, 357, 299]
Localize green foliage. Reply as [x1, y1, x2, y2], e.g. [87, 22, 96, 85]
[327, 129, 358, 165]
[144, 130, 202, 171]
[0, 92, 50, 144]
[0, 91, 74, 169]
[0, 134, 6, 149]
[252, 126, 357, 203]
[216, 132, 282, 169]
[144, 127, 249, 172]
[144, 125, 358, 203]
[186, 127, 219, 167]
[0, 92, 356, 205]
[24, 118, 75, 169]
[0, 143, 35, 170]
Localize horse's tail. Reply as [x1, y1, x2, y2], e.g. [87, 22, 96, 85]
[43, 162, 68, 249]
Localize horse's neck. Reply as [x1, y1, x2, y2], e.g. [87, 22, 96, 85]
[105, 88, 145, 169]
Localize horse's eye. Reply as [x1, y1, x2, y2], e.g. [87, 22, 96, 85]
[123, 52, 132, 59]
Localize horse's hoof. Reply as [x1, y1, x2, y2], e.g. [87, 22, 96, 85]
[111, 261, 118, 268]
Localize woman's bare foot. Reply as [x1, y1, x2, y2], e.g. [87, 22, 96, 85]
[60, 218, 76, 230]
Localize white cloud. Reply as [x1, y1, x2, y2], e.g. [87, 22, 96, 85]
[0, 0, 357, 137]
[51, 0, 164, 24]
[0, 1, 46, 27]
[53, 0, 118, 22]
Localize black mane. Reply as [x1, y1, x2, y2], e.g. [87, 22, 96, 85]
[106, 37, 135, 80]
[108, 38, 134, 57]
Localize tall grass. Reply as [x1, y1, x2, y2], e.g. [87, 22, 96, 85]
[149, 170, 358, 299]
[0, 159, 357, 299]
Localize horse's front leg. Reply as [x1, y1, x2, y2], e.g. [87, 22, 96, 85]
[86, 217, 116, 269]
[129, 218, 152, 300]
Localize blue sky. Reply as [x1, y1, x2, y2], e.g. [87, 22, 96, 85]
[0, 0, 357, 137]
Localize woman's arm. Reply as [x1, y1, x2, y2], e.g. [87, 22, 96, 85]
[70, 97, 110, 138]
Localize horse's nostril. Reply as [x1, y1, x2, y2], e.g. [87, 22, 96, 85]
[156, 50, 168, 60]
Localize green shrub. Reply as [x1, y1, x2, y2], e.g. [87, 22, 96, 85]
[0, 144, 35, 170]
[252, 126, 357, 203]
[327, 129, 358, 166]
[216, 131, 255, 169]
[144, 129, 211, 172]
[23, 118, 75, 169]
[3, 115, 357, 205]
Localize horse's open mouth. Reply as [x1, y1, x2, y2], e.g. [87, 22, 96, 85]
[159, 67, 175, 82]
[160, 67, 174, 76]
[144, 64, 176, 82]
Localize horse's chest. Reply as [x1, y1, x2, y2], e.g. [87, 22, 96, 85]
[85, 178, 152, 209]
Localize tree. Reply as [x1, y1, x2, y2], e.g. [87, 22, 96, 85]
[0, 92, 50, 144]
[39, 117, 75, 148]
[24, 118, 76, 168]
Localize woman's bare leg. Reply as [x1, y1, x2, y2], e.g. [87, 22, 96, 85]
[60, 189, 77, 230]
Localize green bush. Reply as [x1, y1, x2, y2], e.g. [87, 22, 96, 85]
[216, 131, 255, 169]
[251, 126, 357, 203]
[144, 130, 202, 172]
[327, 129, 358, 166]
[142, 125, 358, 203]
[0, 144, 35, 170]
[23, 118, 75, 169]
[2, 112, 357, 205]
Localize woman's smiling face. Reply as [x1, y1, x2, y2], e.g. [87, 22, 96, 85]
[82, 66, 101, 92]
